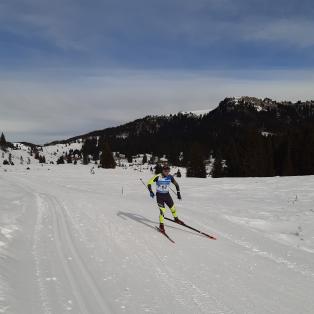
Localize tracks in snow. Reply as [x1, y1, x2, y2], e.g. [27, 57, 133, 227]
[33, 192, 111, 314]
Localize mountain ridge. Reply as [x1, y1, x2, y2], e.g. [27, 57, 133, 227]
[44, 96, 314, 146]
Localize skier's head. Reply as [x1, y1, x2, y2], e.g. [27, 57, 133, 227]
[162, 165, 170, 175]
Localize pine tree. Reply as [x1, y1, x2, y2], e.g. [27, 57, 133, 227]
[67, 154, 72, 163]
[211, 155, 224, 178]
[0, 132, 7, 149]
[142, 154, 147, 164]
[38, 155, 46, 163]
[81, 141, 90, 165]
[186, 144, 207, 178]
[8, 153, 12, 164]
[282, 143, 294, 176]
[100, 142, 116, 168]
[57, 156, 65, 164]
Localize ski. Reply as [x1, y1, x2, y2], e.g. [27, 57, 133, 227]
[164, 217, 217, 240]
[155, 227, 175, 243]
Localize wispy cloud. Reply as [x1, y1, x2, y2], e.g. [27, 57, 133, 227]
[1, 0, 314, 68]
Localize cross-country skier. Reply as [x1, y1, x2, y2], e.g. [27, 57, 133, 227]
[147, 165, 183, 232]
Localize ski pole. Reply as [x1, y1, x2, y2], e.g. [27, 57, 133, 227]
[140, 178, 149, 191]
[169, 186, 178, 197]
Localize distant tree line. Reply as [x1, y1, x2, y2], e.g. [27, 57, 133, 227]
[5, 97, 314, 178]
[72, 98, 314, 178]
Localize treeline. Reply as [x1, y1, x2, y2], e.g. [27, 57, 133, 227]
[86, 98, 314, 177]
[103, 123, 314, 178]
[211, 125, 314, 177]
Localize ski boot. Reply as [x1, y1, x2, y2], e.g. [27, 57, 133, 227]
[159, 223, 165, 233]
[174, 217, 184, 225]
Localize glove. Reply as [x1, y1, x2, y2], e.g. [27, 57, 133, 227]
[150, 191, 155, 198]
[177, 191, 182, 200]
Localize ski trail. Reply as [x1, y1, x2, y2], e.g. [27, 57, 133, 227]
[0, 177, 52, 314]
[35, 192, 112, 314]
[33, 194, 53, 314]
[3, 175, 113, 313]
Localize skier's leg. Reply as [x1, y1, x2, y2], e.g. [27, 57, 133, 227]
[170, 205, 178, 219]
[159, 206, 166, 223]
[165, 193, 183, 223]
[156, 193, 166, 230]
[164, 194, 177, 218]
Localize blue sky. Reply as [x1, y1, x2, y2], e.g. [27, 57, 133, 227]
[1, 0, 314, 143]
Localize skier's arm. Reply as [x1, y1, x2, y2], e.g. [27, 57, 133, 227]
[171, 176, 182, 200]
[171, 176, 180, 192]
[147, 174, 159, 192]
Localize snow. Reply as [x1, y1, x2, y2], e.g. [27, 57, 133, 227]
[131, 154, 152, 165]
[179, 109, 211, 116]
[42, 141, 83, 163]
[230, 97, 268, 112]
[0, 145, 37, 166]
[116, 133, 128, 139]
[232, 96, 242, 105]
[261, 131, 273, 137]
[0, 165, 314, 313]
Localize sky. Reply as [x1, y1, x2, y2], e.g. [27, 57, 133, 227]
[1, 0, 314, 144]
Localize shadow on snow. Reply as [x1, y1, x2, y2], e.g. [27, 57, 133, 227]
[116, 211, 197, 237]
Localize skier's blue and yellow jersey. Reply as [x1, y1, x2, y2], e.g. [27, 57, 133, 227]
[147, 174, 179, 194]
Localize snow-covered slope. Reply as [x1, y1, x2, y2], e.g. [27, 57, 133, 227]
[1, 166, 314, 313]
[0, 144, 38, 167]
[179, 109, 212, 116]
[42, 141, 83, 163]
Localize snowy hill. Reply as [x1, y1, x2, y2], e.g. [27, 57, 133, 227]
[0, 140, 84, 167]
[42, 141, 83, 164]
[1, 165, 314, 313]
[0, 143, 39, 168]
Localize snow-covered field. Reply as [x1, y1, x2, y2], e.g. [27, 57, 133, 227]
[1, 164, 314, 313]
